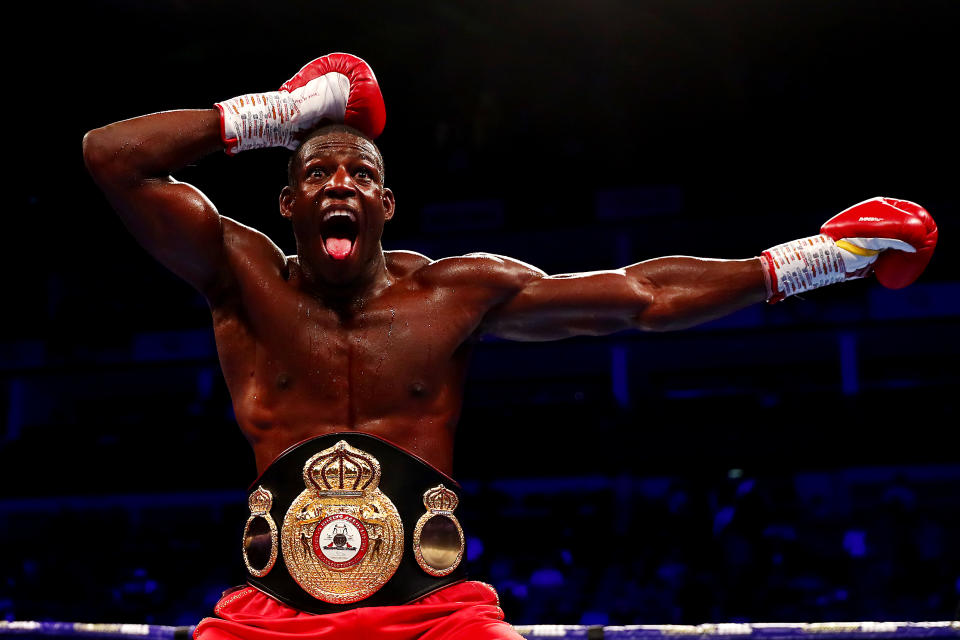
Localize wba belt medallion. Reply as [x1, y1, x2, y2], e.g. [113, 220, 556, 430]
[281, 440, 404, 603]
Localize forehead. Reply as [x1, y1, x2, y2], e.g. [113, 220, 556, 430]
[298, 133, 380, 167]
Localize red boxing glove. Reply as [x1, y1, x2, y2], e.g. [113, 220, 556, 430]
[761, 197, 938, 301]
[215, 53, 385, 155]
[820, 197, 938, 289]
[280, 53, 386, 142]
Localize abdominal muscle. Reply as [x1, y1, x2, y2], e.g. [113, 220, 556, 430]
[226, 362, 463, 477]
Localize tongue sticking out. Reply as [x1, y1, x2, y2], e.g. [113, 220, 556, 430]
[325, 237, 354, 260]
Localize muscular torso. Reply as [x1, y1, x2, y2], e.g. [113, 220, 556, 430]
[82, 109, 767, 479]
[210, 222, 494, 476]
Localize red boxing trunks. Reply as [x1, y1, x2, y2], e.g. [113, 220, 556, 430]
[194, 581, 523, 640]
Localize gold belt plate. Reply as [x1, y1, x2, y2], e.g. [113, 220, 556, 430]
[281, 440, 404, 604]
[413, 484, 464, 577]
[243, 485, 278, 577]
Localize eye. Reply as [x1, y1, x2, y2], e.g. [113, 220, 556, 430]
[355, 167, 373, 181]
[306, 166, 326, 179]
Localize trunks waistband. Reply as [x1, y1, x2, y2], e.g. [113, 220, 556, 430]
[241, 432, 467, 614]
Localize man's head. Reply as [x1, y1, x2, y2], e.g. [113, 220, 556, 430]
[286, 124, 385, 189]
[280, 124, 394, 287]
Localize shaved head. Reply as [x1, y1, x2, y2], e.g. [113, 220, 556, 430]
[287, 124, 385, 188]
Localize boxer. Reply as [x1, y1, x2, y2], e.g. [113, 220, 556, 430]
[82, 53, 937, 639]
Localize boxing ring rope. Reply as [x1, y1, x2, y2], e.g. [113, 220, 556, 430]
[0, 624, 192, 640]
[3, 621, 958, 640]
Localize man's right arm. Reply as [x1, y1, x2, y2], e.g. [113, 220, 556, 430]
[82, 109, 231, 296]
[82, 52, 388, 298]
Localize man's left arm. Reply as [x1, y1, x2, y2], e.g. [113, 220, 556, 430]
[478, 256, 766, 340]
[479, 197, 938, 340]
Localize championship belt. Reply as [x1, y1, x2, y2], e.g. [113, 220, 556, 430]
[240, 432, 467, 613]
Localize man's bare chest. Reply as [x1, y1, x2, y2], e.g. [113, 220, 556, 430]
[211, 281, 479, 405]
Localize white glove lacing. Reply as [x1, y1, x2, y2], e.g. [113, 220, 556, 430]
[762, 234, 848, 300]
[216, 73, 350, 154]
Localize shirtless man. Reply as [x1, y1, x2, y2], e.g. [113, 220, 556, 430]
[82, 54, 937, 639]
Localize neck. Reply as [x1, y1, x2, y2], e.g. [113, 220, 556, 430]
[296, 248, 393, 311]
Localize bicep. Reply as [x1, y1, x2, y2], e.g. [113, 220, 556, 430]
[104, 176, 227, 294]
[479, 269, 657, 341]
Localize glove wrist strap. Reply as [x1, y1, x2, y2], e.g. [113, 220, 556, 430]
[215, 91, 297, 155]
[761, 234, 847, 303]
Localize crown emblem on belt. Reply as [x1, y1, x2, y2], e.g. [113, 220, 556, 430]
[305, 440, 381, 495]
[248, 485, 274, 514]
[423, 485, 459, 512]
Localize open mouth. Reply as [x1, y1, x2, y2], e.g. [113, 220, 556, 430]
[320, 211, 359, 260]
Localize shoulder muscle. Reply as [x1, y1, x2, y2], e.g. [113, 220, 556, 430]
[385, 249, 432, 277]
[207, 217, 286, 303]
[415, 252, 545, 297]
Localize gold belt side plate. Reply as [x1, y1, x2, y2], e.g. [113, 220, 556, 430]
[243, 485, 278, 577]
[413, 484, 464, 577]
[281, 440, 403, 604]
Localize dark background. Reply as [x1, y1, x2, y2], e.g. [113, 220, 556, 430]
[2, 0, 958, 627]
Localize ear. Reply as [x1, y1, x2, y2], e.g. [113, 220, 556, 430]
[279, 186, 294, 219]
[382, 187, 396, 222]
